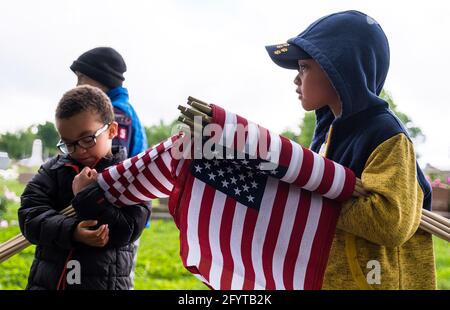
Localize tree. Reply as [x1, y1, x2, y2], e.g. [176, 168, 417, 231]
[0, 127, 36, 159]
[281, 111, 315, 148]
[379, 89, 425, 143]
[36, 121, 59, 157]
[281, 89, 424, 148]
[145, 119, 178, 147]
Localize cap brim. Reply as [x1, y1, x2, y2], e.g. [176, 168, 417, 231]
[265, 43, 311, 70]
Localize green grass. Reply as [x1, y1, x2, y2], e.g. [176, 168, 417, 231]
[434, 237, 450, 290]
[0, 177, 448, 290]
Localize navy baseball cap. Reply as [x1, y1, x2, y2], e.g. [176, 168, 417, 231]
[265, 42, 312, 69]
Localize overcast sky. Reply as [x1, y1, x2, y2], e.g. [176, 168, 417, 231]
[0, 0, 449, 168]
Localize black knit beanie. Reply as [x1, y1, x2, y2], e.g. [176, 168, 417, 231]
[70, 47, 126, 89]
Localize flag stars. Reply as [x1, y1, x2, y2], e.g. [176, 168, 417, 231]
[234, 188, 241, 196]
[208, 172, 216, 180]
[230, 177, 237, 184]
[222, 180, 229, 188]
[213, 159, 221, 166]
[243, 184, 249, 192]
[251, 181, 258, 189]
[217, 169, 225, 177]
[194, 165, 203, 173]
[247, 171, 254, 177]
[247, 195, 254, 203]
[239, 174, 246, 181]
[226, 167, 234, 174]
[204, 162, 211, 170]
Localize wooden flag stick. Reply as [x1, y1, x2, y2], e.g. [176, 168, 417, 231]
[188, 100, 213, 116]
[187, 96, 210, 107]
[422, 209, 450, 229]
[420, 219, 450, 242]
[422, 213, 450, 234]
[178, 105, 212, 123]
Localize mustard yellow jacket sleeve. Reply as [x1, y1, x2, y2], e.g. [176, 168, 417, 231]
[337, 133, 423, 247]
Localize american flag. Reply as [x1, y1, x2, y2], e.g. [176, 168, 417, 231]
[97, 104, 355, 290]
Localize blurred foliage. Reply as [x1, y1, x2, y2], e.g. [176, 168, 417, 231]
[145, 119, 178, 147]
[0, 121, 59, 159]
[281, 89, 425, 149]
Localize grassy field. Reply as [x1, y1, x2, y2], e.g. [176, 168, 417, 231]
[0, 177, 448, 290]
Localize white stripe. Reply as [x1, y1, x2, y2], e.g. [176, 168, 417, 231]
[186, 179, 205, 268]
[324, 162, 346, 199]
[176, 159, 185, 177]
[161, 151, 173, 171]
[97, 174, 109, 192]
[136, 171, 169, 198]
[293, 193, 323, 289]
[163, 137, 174, 150]
[267, 131, 281, 169]
[126, 183, 155, 203]
[220, 111, 237, 149]
[193, 273, 210, 286]
[272, 186, 301, 289]
[208, 191, 226, 289]
[302, 153, 325, 192]
[104, 191, 117, 205]
[148, 147, 158, 161]
[107, 166, 120, 181]
[281, 141, 304, 183]
[230, 203, 247, 290]
[122, 157, 132, 170]
[117, 193, 139, 206]
[251, 177, 279, 289]
[245, 121, 259, 158]
[148, 161, 173, 191]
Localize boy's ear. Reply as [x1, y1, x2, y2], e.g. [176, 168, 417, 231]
[108, 121, 118, 139]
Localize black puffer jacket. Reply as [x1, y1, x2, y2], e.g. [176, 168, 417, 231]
[18, 147, 151, 290]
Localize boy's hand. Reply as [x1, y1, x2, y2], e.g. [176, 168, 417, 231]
[73, 220, 109, 247]
[73, 167, 98, 195]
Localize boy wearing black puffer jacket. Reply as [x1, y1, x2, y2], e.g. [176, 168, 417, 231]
[18, 85, 150, 290]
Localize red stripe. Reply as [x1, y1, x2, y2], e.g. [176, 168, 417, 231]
[303, 198, 341, 289]
[100, 168, 115, 187]
[168, 159, 192, 221]
[282, 190, 312, 289]
[141, 162, 173, 196]
[240, 207, 258, 289]
[120, 187, 147, 204]
[257, 125, 271, 160]
[196, 184, 216, 282]
[261, 181, 289, 289]
[279, 136, 293, 169]
[154, 156, 175, 185]
[129, 174, 159, 200]
[335, 167, 355, 202]
[177, 174, 195, 267]
[101, 169, 122, 199]
[314, 158, 335, 195]
[235, 114, 248, 155]
[294, 147, 314, 187]
[219, 197, 237, 289]
[211, 104, 226, 129]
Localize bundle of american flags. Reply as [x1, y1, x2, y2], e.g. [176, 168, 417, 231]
[97, 103, 356, 290]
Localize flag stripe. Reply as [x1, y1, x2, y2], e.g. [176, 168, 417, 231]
[219, 197, 236, 289]
[261, 180, 290, 289]
[251, 177, 279, 289]
[293, 193, 323, 289]
[272, 185, 301, 289]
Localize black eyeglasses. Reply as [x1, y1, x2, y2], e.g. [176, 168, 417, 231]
[56, 123, 110, 154]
